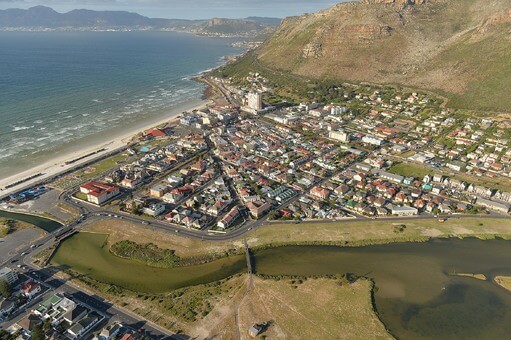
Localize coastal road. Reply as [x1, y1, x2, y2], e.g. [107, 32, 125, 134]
[81, 209, 511, 243]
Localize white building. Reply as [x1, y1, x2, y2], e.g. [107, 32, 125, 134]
[476, 197, 510, 214]
[446, 161, 467, 172]
[217, 207, 240, 229]
[391, 205, 418, 216]
[142, 203, 166, 217]
[247, 92, 263, 111]
[331, 106, 348, 115]
[329, 130, 350, 143]
[0, 267, 18, 285]
[378, 171, 404, 184]
[362, 135, 384, 146]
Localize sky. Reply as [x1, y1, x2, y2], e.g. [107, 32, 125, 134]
[0, 0, 346, 19]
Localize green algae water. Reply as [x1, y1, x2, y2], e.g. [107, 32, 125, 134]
[0, 209, 62, 232]
[50, 232, 246, 292]
[52, 233, 511, 339]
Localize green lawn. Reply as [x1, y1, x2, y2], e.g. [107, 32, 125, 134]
[79, 154, 128, 180]
[389, 162, 433, 179]
[73, 192, 88, 201]
[53, 153, 128, 190]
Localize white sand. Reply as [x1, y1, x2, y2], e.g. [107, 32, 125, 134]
[0, 100, 209, 198]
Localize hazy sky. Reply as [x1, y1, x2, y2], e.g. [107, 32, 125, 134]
[0, 0, 346, 19]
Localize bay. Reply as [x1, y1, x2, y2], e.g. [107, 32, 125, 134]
[0, 31, 242, 178]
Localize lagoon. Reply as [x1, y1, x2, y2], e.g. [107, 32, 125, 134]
[255, 240, 511, 339]
[0, 209, 62, 232]
[51, 233, 511, 339]
[50, 232, 246, 292]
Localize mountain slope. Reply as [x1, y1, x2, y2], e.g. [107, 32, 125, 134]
[0, 6, 160, 27]
[0, 6, 280, 37]
[250, 0, 511, 112]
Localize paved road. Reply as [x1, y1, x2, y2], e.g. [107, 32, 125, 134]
[0, 228, 42, 261]
[0, 242, 174, 339]
[3, 78, 511, 337]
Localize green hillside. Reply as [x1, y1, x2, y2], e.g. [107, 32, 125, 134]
[218, 0, 511, 112]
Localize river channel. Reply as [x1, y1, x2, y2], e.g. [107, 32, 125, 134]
[51, 232, 511, 339]
[0, 209, 63, 232]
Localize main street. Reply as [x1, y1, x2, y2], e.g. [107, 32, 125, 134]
[3, 76, 511, 339]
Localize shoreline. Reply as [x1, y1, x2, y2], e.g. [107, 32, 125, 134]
[0, 98, 210, 199]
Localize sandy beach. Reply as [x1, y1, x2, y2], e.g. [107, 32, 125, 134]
[0, 99, 210, 199]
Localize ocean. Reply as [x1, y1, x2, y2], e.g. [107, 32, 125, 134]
[0, 31, 242, 179]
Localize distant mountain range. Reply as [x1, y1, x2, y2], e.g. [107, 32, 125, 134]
[0, 6, 281, 37]
[230, 0, 511, 112]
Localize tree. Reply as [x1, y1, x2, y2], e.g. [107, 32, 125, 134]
[0, 279, 12, 298]
[0, 330, 20, 340]
[43, 318, 52, 331]
[130, 202, 140, 215]
[31, 323, 44, 340]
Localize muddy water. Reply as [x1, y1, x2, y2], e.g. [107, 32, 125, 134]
[53, 231, 511, 339]
[0, 209, 62, 232]
[253, 239, 511, 339]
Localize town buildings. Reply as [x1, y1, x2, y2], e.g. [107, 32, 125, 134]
[79, 181, 120, 205]
[0, 267, 18, 285]
[247, 91, 263, 111]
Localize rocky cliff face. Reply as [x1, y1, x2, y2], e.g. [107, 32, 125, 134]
[360, 0, 430, 8]
[197, 17, 278, 36]
[247, 0, 511, 111]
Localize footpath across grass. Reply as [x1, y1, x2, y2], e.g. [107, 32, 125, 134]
[238, 276, 391, 339]
[247, 217, 511, 249]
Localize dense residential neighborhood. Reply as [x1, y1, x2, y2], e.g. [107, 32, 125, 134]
[2, 68, 511, 339]
[60, 72, 511, 234]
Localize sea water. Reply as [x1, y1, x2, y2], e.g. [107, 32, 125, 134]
[0, 31, 242, 178]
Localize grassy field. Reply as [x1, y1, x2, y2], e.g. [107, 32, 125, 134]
[238, 276, 390, 339]
[0, 218, 34, 238]
[59, 269, 247, 337]
[52, 153, 128, 190]
[61, 269, 390, 339]
[84, 217, 511, 260]
[389, 163, 433, 179]
[84, 219, 242, 258]
[247, 217, 511, 249]
[73, 192, 88, 201]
